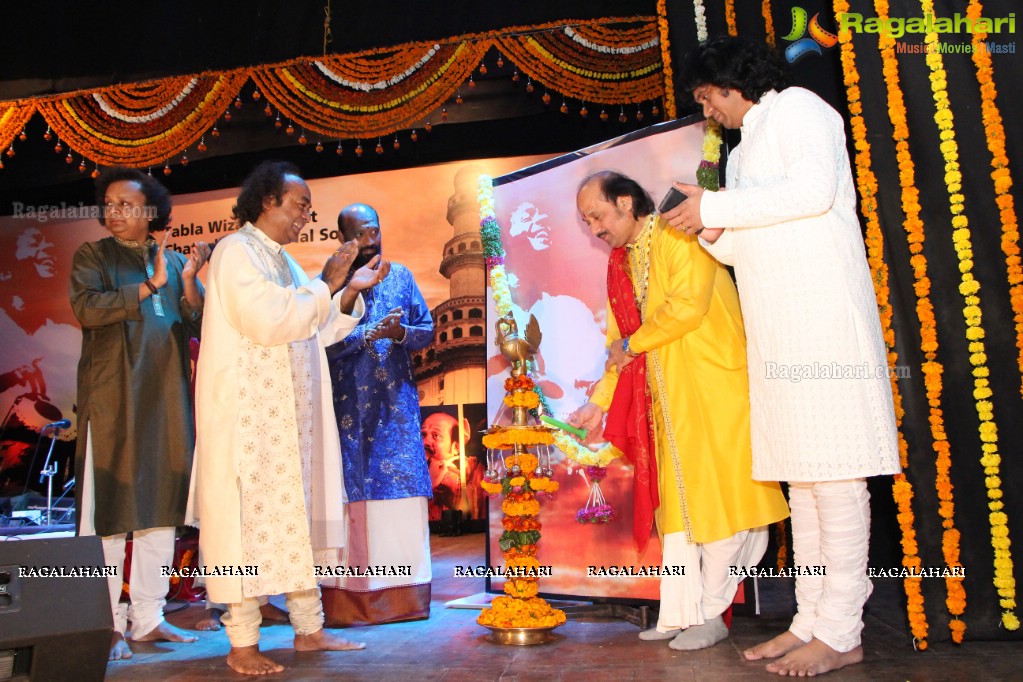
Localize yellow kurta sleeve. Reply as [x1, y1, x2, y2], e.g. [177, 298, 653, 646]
[590, 300, 620, 412]
[628, 226, 717, 354]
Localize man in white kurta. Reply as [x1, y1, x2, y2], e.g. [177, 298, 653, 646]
[665, 37, 901, 677]
[188, 161, 380, 675]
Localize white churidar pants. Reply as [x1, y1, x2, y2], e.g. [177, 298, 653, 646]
[787, 479, 873, 653]
[196, 545, 268, 612]
[222, 588, 324, 648]
[79, 424, 174, 637]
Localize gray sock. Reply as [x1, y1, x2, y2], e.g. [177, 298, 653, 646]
[668, 616, 728, 650]
[639, 627, 681, 641]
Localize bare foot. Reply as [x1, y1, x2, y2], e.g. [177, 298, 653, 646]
[293, 628, 366, 651]
[227, 646, 284, 675]
[259, 602, 290, 623]
[132, 620, 199, 643]
[766, 638, 863, 676]
[744, 630, 806, 661]
[109, 632, 132, 661]
[195, 608, 224, 631]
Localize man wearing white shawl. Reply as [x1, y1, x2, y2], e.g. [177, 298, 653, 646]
[188, 161, 387, 675]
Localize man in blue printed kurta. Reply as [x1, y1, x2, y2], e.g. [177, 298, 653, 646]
[322, 203, 435, 625]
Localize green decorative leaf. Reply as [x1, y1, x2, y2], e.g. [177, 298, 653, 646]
[498, 530, 542, 551]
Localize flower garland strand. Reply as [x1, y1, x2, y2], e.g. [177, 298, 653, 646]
[918, 0, 1018, 632]
[655, 0, 677, 119]
[724, 0, 738, 36]
[565, 26, 659, 54]
[873, 0, 965, 642]
[966, 0, 1023, 399]
[833, 0, 929, 648]
[686, 0, 723, 193]
[693, 0, 708, 42]
[762, 0, 776, 46]
[698, 121, 723, 191]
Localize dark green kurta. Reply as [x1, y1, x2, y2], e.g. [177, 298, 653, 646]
[70, 236, 201, 536]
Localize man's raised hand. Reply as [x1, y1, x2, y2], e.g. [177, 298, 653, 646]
[347, 255, 391, 292]
[182, 241, 211, 281]
[322, 240, 359, 294]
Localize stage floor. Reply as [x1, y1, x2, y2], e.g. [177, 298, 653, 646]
[103, 533, 1019, 681]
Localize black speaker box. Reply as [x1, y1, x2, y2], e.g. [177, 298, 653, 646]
[0, 536, 111, 681]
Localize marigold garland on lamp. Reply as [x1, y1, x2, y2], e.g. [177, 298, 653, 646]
[477, 298, 566, 639]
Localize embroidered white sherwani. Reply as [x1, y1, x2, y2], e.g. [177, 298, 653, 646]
[699, 87, 900, 482]
[187, 223, 363, 604]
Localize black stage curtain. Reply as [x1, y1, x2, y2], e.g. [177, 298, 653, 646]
[0, 1, 655, 100]
[666, 0, 1022, 643]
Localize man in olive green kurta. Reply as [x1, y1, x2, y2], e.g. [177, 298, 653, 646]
[71, 238, 200, 535]
[70, 167, 208, 660]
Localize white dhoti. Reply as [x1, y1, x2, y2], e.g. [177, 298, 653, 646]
[788, 479, 872, 652]
[656, 527, 768, 631]
[320, 497, 431, 626]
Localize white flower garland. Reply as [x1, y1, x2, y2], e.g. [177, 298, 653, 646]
[93, 78, 198, 123]
[563, 27, 658, 55]
[315, 45, 440, 91]
[693, 0, 708, 41]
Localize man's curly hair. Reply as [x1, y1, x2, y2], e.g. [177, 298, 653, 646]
[232, 160, 302, 226]
[680, 36, 792, 104]
[95, 167, 172, 232]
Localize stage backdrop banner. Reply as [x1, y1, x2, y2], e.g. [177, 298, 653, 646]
[0, 154, 550, 494]
[486, 116, 708, 602]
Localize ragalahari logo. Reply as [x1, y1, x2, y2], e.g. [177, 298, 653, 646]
[783, 7, 839, 62]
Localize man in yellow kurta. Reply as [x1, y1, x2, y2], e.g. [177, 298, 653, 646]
[570, 171, 788, 650]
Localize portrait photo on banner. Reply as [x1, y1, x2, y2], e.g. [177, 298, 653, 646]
[421, 403, 488, 533]
[485, 116, 709, 602]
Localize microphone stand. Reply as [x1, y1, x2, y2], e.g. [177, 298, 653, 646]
[51, 478, 75, 525]
[38, 423, 64, 526]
